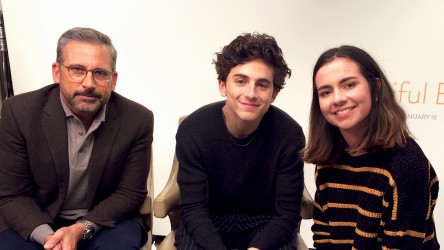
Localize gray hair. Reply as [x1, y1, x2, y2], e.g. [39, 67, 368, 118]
[56, 27, 117, 71]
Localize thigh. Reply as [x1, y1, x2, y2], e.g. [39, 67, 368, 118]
[175, 224, 200, 250]
[235, 214, 296, 250]
[276, 241, 297, 250]
[246, 226, 297, 250]
[214, 214, 272, 249]
[0, 229, 42, 250]
[86, 219, 142, 250]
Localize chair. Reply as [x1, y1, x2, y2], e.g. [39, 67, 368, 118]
[140, 145, 154, 249]
[297, 186, 315, 250]
[153, 116, 314, 250]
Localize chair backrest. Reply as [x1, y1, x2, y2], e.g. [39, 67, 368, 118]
[153, 116, 186, 230]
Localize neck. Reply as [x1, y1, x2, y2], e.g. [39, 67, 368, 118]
[73, 108, 97, 131]
[345, 148, 367, 156]
[342, 131, 367, 156]
[222, 107, 259, 138]
[61, 94, 97, 131]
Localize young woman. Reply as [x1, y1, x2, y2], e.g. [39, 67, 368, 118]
[304, 45, 439, 249]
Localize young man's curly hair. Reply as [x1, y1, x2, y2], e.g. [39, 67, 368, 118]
[213, 32, 291, 90]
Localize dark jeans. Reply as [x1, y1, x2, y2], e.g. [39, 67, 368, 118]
[0, 218, 143, 250]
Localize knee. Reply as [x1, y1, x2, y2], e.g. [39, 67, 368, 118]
[91, 234, 141, 250]
[89, 219, 143, 250]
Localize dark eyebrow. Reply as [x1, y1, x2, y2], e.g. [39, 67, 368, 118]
[339, 76, 358, 84]
[232, 73, 272, 84]
[68, 64, 85, 68]
[316, 84, 330, 92]
[67, 64, 111, 73]
[317, 76, 358, 91]
[232, 73, 248, 79]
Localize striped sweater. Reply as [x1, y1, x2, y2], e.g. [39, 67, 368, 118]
[312, 138, 439, 250]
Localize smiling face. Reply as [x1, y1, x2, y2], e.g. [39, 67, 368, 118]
[315, 57, 372, 146]
[52, 40, 117, 121]
[219, 59, 278, 137]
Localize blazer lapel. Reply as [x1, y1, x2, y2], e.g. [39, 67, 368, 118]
[87, 95, 120, 206]
[40, 87, 70, 212]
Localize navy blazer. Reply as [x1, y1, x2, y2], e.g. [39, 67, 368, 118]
[0, 84, 153, 241]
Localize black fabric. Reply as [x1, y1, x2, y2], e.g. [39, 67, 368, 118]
[176, 213, 296, 250]
[176, 101, 305, 250]
[312, 138, 440, 249]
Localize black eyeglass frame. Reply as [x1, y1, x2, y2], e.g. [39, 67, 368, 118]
[60, 64, 113, 85]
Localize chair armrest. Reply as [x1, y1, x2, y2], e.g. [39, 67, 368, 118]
[140, 196, 152, 215]
[154, 180, 180, 218]
[154, 154, 180, 218]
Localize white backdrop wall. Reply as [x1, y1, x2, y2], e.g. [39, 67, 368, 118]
[2, 0, 443, 248]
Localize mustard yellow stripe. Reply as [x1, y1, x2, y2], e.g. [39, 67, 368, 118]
[314, 219, 357, 227]
[391, 187, 399, 220]
[327, 202, 382, 218]
[314, 239, 354, 244]
[319, 182, 384, 197]
[382, 198, 389, 207]
[382, 247, 400, 250]
[313, 231, 330, 236]
[329, 221, 357, 227]
[318, 164, 393, 181]
[427, 161, 432, 219]
[428, 169, 439, 220]
[313, 219, 329, 226]
[423, 231, 435, 243]
[356, 228, 378, 238]
[317, 164, 400, 221]
[384, 229, 425, 238]
[430, 175, 438, 187]
[426, 204, 431, 219]
[431, 199, 437, 207]
[325, 202, 356, 210]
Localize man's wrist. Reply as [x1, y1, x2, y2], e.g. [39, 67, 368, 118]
[76, 220, 96, 240]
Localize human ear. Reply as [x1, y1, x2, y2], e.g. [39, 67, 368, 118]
[218, 80, 227, 97]
[111, 71, 118, 91]
[271, 89, 280, 103]
[52, 62, 61, 84]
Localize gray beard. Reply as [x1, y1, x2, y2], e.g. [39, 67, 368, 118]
[68, 96, 102, 113]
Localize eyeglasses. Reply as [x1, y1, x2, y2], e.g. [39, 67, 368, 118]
[61, 64, 113, 86]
